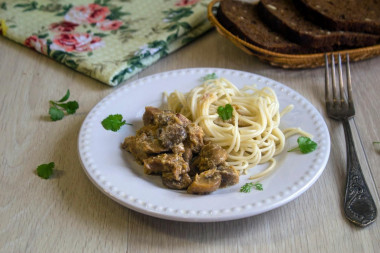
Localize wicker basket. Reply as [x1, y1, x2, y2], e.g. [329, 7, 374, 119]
[207, 0, 380, 68]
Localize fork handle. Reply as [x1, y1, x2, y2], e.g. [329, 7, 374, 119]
[342, 118, 377, 227]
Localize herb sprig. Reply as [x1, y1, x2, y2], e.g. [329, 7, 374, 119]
[202, 73, 217, 81]
[49, 89, 79, 121]
[217, 104, 233, 121]
[240, 182, 263, 193]
[36, 162, 55, 179]
[101, 114, 132, 132]
[288, 136, 317, 154]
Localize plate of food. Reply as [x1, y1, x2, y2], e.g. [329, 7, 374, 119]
[78, 68, 330, 222]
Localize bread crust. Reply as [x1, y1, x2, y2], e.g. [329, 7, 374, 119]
[259, 0, 380, 48]
[217, 0, 316, 53]
[295, 0, 380, 35]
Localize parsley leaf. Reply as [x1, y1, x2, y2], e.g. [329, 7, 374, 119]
[202, 73, 217, 81]
[58, 89, 70, 102]
[56, 101, 79, 114]
[217, 104, 233, 121]
[48, 89, 79, 121]
[49, 107, 65, 121]
[102, 114, 132, 132]
[36, 162, 55, 179]
[288, 136, 317, 154]
[240, 182, 263, 193]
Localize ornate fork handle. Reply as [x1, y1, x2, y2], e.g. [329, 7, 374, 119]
[342, 118, 377, 226]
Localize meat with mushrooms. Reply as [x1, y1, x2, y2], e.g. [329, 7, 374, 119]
[187, 169, 222, 194]
[158, 123, 187, 149]
[143, 153, 192, 190]
[182, 145, 193, 164]
[142, 106, 162, 126]
[217, 163, 239, 188]
[143, 153, 189, 178]
[143, 106, 192, 154]
[143, 106, 182, 127]
[198, 143, 228, 171]
[123, 106, 240, 194]
[162, 171, 192, 190]
[185, 123, 204, 153]
[122, 125, 169, 163]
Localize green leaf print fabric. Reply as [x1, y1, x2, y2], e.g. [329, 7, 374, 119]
[0, 0, 212, 86]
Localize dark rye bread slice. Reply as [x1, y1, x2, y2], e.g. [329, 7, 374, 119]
[216, 0, 316, 54]
[258, 0, 380, 48]
[295, 0, 380, 35]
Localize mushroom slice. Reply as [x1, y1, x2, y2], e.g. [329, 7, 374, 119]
[162, 172, 192, 190]
[187, 169, 221, 195]
[217, 163, 239, 188]
[199, 143, 228, 171]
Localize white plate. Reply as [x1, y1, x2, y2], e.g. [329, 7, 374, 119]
[78, 68, 330, 222]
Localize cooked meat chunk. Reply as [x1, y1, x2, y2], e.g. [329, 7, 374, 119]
[158, 123, 187, 148]
[176, 113, 191, 126]
[162, 171, 192, 190]
[189, 155, 201, 177]
[185, 123, 204, 153]
[171, 142, 185, 154]
[217, 163, 239, 188]
[143, 106, 163, 126]
[157, 110, 180, 126]
[136, 124, 156, 136]
[143, 106, 184, 127]
[123, 126, 169, 163]
[143, 153, 189, 180]
[122, 136, 148, 162]
[187, 169, 222, 194]
[143, 107, 189, 152]
[182, 145, 193, 164]
[198, 143, 228, 171]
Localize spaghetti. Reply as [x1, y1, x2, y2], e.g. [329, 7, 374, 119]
[166, 77, 310, 177]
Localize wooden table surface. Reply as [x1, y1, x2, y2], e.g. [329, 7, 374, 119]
[1, 29, 380, 253]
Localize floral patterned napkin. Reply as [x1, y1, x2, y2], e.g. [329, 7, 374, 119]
[0, 0, 212, 86]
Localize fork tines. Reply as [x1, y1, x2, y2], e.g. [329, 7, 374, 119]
[325, 53, 354, 111]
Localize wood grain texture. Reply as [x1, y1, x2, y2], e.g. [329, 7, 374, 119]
[1, 31, 380, 253]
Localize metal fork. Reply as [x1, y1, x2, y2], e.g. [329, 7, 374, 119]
[325, 53, 377, 227]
